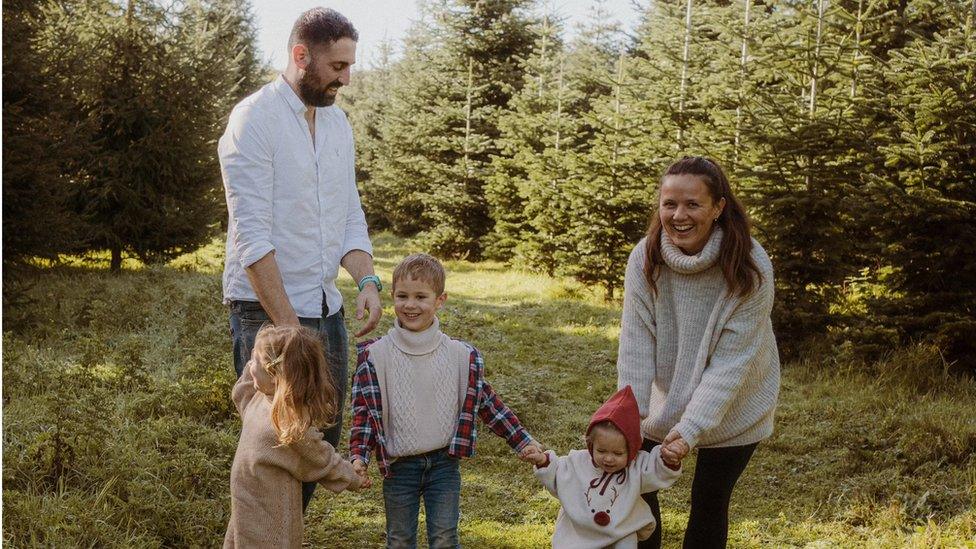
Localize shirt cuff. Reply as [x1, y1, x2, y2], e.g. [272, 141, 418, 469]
[341, 239, 373, 259]
[350, 448, 370, 465]
[238, 241, 275, 269]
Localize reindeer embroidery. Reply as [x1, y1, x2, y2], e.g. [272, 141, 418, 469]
[585, 470, 627, 527]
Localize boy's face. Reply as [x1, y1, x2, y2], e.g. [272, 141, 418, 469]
[393, 276, 446, 332]
[591, 427, 628, 474]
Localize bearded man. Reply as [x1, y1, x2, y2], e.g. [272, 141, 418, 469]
[218, 7, 382, 511]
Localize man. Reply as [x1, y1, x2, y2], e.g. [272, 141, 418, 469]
[218, 7, 381, 510]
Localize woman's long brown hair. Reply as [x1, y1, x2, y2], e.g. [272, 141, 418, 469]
[254, 325, 338, 446]
[644, 156, 762, 297]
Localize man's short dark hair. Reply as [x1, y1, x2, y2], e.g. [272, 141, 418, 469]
[288, 7, 358, 50]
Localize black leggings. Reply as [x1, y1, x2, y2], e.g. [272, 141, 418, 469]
[638, 439, 758, 549]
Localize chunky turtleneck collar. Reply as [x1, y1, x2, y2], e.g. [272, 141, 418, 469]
[388, 317, 446, 356]
[661, 227, 723, 274]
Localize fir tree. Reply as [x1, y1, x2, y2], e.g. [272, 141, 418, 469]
[559, 50, 652, 299]
[486, 12, 569, 265]
[2, 0, 87, 279]
[868, 0, 976, 365]
[737, 0, 872, 342]
[35, 0, 256, 271]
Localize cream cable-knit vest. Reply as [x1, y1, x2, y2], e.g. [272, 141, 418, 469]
[617, 228, 781, 449]
[369, 318, 463, 458]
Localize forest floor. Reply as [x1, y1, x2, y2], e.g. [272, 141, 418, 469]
[3, 233, 974, 548]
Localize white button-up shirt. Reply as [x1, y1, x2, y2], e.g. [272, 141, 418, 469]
[219, 76, 372, 318]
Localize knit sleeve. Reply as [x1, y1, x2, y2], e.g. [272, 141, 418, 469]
[617, 241, 657, 418]
[532, 450, 563, 497]
[232, 363, 258, 417]
[673, 255, 776, 449]
[635, 447, 681, 494]
[287, 430, 362, 492]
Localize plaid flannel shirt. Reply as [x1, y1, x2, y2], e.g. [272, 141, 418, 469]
[349, 338, 534, 477]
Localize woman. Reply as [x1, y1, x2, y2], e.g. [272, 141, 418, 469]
[617, 156, 780, 549]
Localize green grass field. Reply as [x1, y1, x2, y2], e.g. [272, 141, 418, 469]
[3, 234, 974, 548]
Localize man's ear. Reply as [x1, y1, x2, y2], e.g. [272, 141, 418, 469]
[291, 43, 310, 70]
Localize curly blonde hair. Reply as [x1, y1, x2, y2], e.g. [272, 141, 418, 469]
[253, 325, 338, 445]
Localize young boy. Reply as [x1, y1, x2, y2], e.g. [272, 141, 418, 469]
[349, 253, 540, 549]
[521, 386, 681, 549]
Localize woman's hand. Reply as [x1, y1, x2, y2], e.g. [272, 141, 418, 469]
[661, 430, 689, 466]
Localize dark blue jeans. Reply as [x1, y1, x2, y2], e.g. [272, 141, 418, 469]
[229, 298, 348, 512]
[382, 448, 461, 549]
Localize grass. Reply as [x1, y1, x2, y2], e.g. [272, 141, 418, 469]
[3, 233, 975, 548]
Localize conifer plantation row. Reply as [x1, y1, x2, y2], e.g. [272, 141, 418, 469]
[3, 0, 974, 367]
[344, 0, 975, 366]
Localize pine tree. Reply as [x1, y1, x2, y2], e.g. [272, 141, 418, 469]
[420, 0, 538, 258]
[367, 0, 538, 258]
[486, 12, 568, 265]
[868, 0, 976, 365]
[35, 0, 256, 271]
[2, 0, 87, 278]
[558, 50, 652, 299]
[737, 0, 872, 342]
[342, 41, 399, 231]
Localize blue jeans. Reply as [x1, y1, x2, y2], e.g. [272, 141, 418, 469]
[383, 449, 461, 549]
[229, 298, 348, 511]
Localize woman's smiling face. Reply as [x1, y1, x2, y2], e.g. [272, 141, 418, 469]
[659, 174, 726, 255]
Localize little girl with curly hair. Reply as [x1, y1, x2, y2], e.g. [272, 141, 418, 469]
[224, 325, 365, 548]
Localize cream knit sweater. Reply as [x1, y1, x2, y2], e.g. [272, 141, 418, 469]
[616, 228, 781, 449]
[224, 367, 360, 549]
[366, 318, 469, 457]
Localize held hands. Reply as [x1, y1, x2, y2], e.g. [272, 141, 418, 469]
[660, 430, 689, 469]
[352, 459, 372, 490]
[354, 284, 382, 338]
[519, 442, 548, 467]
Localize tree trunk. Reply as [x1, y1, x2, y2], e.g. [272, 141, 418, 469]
[733, 0, 752, 170]
[677, 0, 694, 149]
[850, 0, 863, 99]
[111, 246, 122, 273]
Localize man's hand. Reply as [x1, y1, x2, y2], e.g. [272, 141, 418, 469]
[661, 429, 689, 466]
[341, 250, 383, 338]
[519, 443, 548, 466]
[352, 459, 371, 490]
[354, 284, 382, 338]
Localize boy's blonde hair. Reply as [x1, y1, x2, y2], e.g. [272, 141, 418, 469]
[253, 325, 338, 446]
[392, 253, 446, 294]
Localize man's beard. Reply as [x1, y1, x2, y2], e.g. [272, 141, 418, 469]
[298, 61, 341, 107]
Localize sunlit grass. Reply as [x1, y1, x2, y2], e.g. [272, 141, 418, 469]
[3, 233, 974, 547]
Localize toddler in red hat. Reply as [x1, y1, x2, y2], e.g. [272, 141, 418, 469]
[522, 386, 681, 548]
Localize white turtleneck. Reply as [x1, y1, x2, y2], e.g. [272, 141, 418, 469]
[366, 318, 467, 457]
[617, 228, 781, 449]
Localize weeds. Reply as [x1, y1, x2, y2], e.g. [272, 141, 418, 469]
[2, 234, 974, 547]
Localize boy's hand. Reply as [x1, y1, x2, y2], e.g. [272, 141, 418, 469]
[519, 445, 548, 466]
[352, 459, 371, 490]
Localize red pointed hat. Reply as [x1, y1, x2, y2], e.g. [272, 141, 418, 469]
[587, 385, 642, 463]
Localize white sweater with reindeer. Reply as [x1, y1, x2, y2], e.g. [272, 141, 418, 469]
[534, 447, 681, 549]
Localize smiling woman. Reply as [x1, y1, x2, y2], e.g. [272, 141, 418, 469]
[616, 156, 781, 549]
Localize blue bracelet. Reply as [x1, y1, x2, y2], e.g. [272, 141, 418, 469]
[357, 274, 382, 292]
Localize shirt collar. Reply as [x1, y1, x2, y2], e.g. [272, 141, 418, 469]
[273, 74, 308, 115]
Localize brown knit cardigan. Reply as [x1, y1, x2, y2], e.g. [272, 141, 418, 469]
[224, 367, 360, 548]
